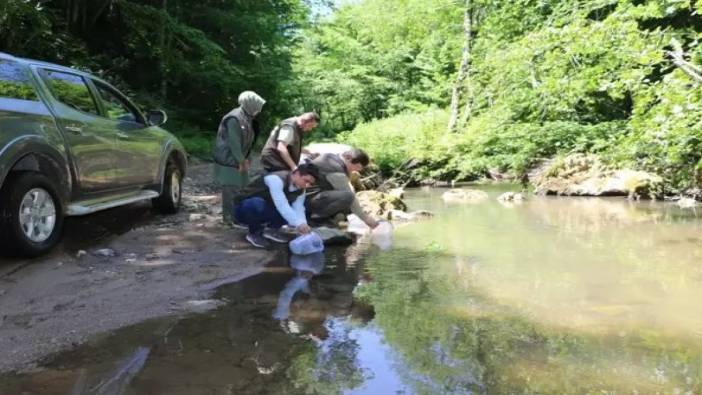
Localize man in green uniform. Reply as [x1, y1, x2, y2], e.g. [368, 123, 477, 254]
[260, 112, 320, 172]
[213, 91, 266, 224]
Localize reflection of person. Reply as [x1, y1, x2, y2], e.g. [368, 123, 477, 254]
[307, 148, 380, 229]
[273, 252, 325, 320]
[260, 112, 320, 172]
[213, 91, 266, 224]
[233, 164, 319, 248]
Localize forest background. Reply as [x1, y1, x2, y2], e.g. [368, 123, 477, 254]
[2, 0, 701, 191]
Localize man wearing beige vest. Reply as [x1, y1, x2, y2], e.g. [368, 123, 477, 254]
[260, 112, 320, 172]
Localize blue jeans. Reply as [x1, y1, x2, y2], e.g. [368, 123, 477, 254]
[234, 197, 286, 234]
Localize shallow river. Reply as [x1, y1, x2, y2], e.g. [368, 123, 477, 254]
[2, 186, 702, 394]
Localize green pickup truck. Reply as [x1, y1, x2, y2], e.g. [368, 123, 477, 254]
[0, 52, 188, 257]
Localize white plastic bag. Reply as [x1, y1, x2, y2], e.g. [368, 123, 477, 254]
[370, 221, 394, 250]
[289, 232, 325, 255]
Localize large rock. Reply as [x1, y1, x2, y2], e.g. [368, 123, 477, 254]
[389, 210, 434, 223]
[534, 154, 663, 198]
[356, 190, 407, 219]
[497, 192, 525, 203]
[441, 188, 489, 203]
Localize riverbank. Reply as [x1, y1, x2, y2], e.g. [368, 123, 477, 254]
[339, 109, 702, 199]
[0, 164, 274, 373]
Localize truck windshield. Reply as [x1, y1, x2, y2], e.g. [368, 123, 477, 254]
[0, 60, 39, 102]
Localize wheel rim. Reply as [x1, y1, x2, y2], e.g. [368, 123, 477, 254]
[171, 172, 181, 203]
[19, 188, 56, 243]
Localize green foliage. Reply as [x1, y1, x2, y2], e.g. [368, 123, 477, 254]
[0, 0, 310, 155]
[335, 0, 702, 190]
[339, 108, 625, 181]
[337, 109, 448, 173]
[0, 81, 39, 101]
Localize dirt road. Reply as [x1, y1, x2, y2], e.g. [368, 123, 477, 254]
[0, 164, 276, 373]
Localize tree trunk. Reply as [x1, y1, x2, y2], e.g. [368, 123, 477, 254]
[160, 0, 169, 100]
[447, 0, 473, 133]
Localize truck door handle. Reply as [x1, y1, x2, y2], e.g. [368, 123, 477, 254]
[64, 126, 84, 135]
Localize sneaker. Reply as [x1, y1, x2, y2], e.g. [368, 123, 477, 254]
[245, 232, 271, 249]
[263, 228, 290, 243]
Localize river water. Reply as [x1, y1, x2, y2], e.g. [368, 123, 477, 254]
[1, 186, 701, 394]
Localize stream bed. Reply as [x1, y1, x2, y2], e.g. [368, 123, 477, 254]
[1, 186, 701, 394]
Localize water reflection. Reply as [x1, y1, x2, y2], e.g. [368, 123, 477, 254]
[3, 189, 702, 394]
[273, 252, 325, 321]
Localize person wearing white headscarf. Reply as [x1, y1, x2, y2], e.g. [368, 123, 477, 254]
[213, 91, 266, 224]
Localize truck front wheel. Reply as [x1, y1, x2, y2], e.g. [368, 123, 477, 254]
[0, 172, 64, 257]
[153, 162, 182, 214]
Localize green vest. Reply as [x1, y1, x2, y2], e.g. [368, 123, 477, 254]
[260, 117, 304, 171]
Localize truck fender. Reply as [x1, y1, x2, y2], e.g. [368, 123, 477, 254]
[157, 139, 187, 196]
[0, 135, 72, 204]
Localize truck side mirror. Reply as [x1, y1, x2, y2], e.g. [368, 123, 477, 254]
[147, 110, 168, 126]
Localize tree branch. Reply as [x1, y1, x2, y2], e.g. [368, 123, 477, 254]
[666, 38, 702, 84]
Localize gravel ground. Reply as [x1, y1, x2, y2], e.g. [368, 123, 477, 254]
[0, 163, 277, 373]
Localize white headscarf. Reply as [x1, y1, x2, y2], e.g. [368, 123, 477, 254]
[238, 91, 265, 117]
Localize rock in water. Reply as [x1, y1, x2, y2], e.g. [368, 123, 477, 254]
[388, 188, 405, 199]
[534, 154, 663, 198]
[389, 210, 434, 222]
[441, 188, 489, 203]
[356, 190, 407, 219]
[497, 192, 526, 203]
[677, 197, 698, 209]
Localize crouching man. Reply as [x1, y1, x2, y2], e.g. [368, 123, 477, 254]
[234, 163, 320, 248]
[306, 148, 380, 229]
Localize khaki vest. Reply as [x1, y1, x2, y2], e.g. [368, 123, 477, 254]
[260, 117, 304, 171]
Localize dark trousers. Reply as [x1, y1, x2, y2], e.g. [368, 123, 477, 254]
[305, 190, 354, 219]
[234, 197, 286, 234]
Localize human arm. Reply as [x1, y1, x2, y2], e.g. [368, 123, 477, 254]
[291, 193, 311, 234]
[276, 141, 298, 171]
[276, 125, 299, 170]
[326, 173, 379, 228]
[225, 118, 246, 169]
[264, 175, 308, 228]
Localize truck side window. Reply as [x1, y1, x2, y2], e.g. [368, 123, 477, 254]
[41, 70, 99, 116]
[0, 60, 39, 101]
[94, 82, 139, 123]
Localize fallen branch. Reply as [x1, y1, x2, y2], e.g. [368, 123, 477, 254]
[666, 38, 702, 84]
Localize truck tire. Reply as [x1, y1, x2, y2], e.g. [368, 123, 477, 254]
[0, 172, 64, 257]
[153, 162, 182, 214]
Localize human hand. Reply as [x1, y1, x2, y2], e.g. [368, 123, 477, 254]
[296, 223, 311, 234]
[368, 218, 380, 229]
[238, 160, 250, 172]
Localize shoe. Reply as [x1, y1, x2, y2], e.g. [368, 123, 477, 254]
[263, 228, 290, 243]
[246, 232, 271, 249]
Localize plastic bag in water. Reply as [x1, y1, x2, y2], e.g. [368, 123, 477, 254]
[371, 221, 394, 250]
[289, 232, 325, 255]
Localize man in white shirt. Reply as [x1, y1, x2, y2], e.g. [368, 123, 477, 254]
[233, 163, 319, 248]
